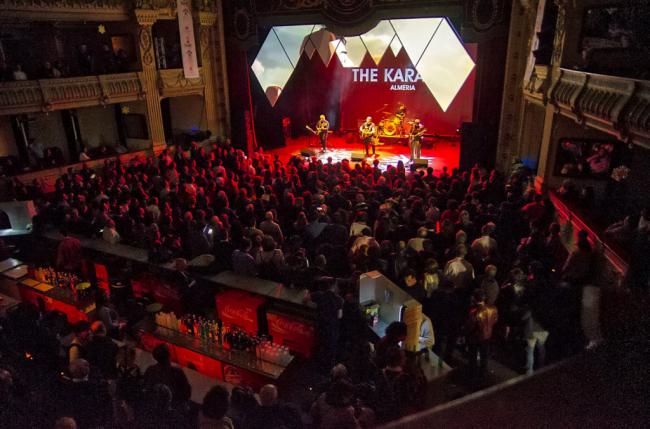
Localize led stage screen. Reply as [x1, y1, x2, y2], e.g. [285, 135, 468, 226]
[251, 18, 476, 136]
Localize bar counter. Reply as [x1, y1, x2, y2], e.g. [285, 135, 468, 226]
[16, 277, 95, 323]
[135, 320, 294, 389]
[42, 231, 312, 308]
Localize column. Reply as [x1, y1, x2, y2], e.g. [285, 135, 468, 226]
[135, 9, 166, 154]
[199, 11, 219, 138]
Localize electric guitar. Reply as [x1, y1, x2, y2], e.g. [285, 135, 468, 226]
[306, 125, 332, 136]
[409, 127, 427, 144]
[359, 126, 377, 140]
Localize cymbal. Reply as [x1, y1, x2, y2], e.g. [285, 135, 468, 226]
[382, 111, 393, 115]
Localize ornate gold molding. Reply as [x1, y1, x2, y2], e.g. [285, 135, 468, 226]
[0, 73, 143, 115]
[198, 10, 217, 26]
[135, 8, 158, 26]
[0, 0, 130, 21]
[550, 69, 650, 146]
[158, 68, 205, 97]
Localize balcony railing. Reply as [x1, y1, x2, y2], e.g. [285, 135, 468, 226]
[549, 69, 650, 148]
[0, 73, 144, 115]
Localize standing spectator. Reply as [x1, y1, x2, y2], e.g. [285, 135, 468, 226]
[464, 290, 498, 383]
[56, 359, 112, 429]
[562, 230, 593, 286]
[231, 238, 257, 276]
[76, 44, 94, 75]
[444, 244, 475, 291]
[85, 321, 118, 379]
[243, 384, 302, 429]
[310, 380, 361, 429]
[199, 385, 234, 429]
[259, 211, 284, 244]
[143, 344, 191, 410]
[56, 228, 82, 273]
[67, 321, 91, 364]
[28, 139, 45, 168]
[102, 218, 120, 244]
[374, 321, 407, 369]
[479, 264, 500, 306]
[306, 277, 344, 373]
[12, 64, 27, 80]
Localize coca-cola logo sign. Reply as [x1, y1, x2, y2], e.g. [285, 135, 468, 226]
[223, 365, 242, 385]
[268, 315, 314, 337]
[220, 305, 254, 324]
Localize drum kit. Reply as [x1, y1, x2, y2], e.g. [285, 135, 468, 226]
[377, 110, 417, 140]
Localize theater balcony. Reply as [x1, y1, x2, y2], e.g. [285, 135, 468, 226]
[548, 69, 650, 149]
[0, 73, 145, 116]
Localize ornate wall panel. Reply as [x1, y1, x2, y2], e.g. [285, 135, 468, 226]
[158, 68, 205, 97]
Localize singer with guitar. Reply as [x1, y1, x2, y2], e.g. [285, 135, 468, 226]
[306, 114, 330, 152]
[359, 116, 377, 157]
[409, 119, 426, 161]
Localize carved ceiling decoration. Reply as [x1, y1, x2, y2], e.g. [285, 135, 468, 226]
[466, 0, 505, 32]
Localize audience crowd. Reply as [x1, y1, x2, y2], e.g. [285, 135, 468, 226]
[0, 141, 618, 428]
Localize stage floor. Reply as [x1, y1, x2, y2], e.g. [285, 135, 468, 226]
[267, 135, 460, 173]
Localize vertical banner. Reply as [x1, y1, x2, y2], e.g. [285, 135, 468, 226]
[177, 0, 200, 79]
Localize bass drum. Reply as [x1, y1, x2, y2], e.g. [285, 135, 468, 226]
[382, 120, 397, 136]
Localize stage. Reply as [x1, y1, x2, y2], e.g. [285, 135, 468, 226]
[266, 134, 460, 173]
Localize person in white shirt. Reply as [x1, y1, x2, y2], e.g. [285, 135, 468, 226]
[102, 219, 120, 244]
[444, 244, 475, 290]
[471, 222, 498, 261]
[419, 314, 435, 354]
[12, 64, 27, 80]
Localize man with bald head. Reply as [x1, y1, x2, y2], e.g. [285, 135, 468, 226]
[243, 384, 302, 429]
[259, 211, 283, 244]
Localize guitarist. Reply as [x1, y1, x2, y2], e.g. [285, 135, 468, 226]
[409, 119, 426, 161]
[315, 114, 330, 152]
[359, 116, 377, 157]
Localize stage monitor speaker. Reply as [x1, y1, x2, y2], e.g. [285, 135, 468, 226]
[413, 159, 428, 168]
[300, 148, 317, 157]
[351, 152, 366, 161]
